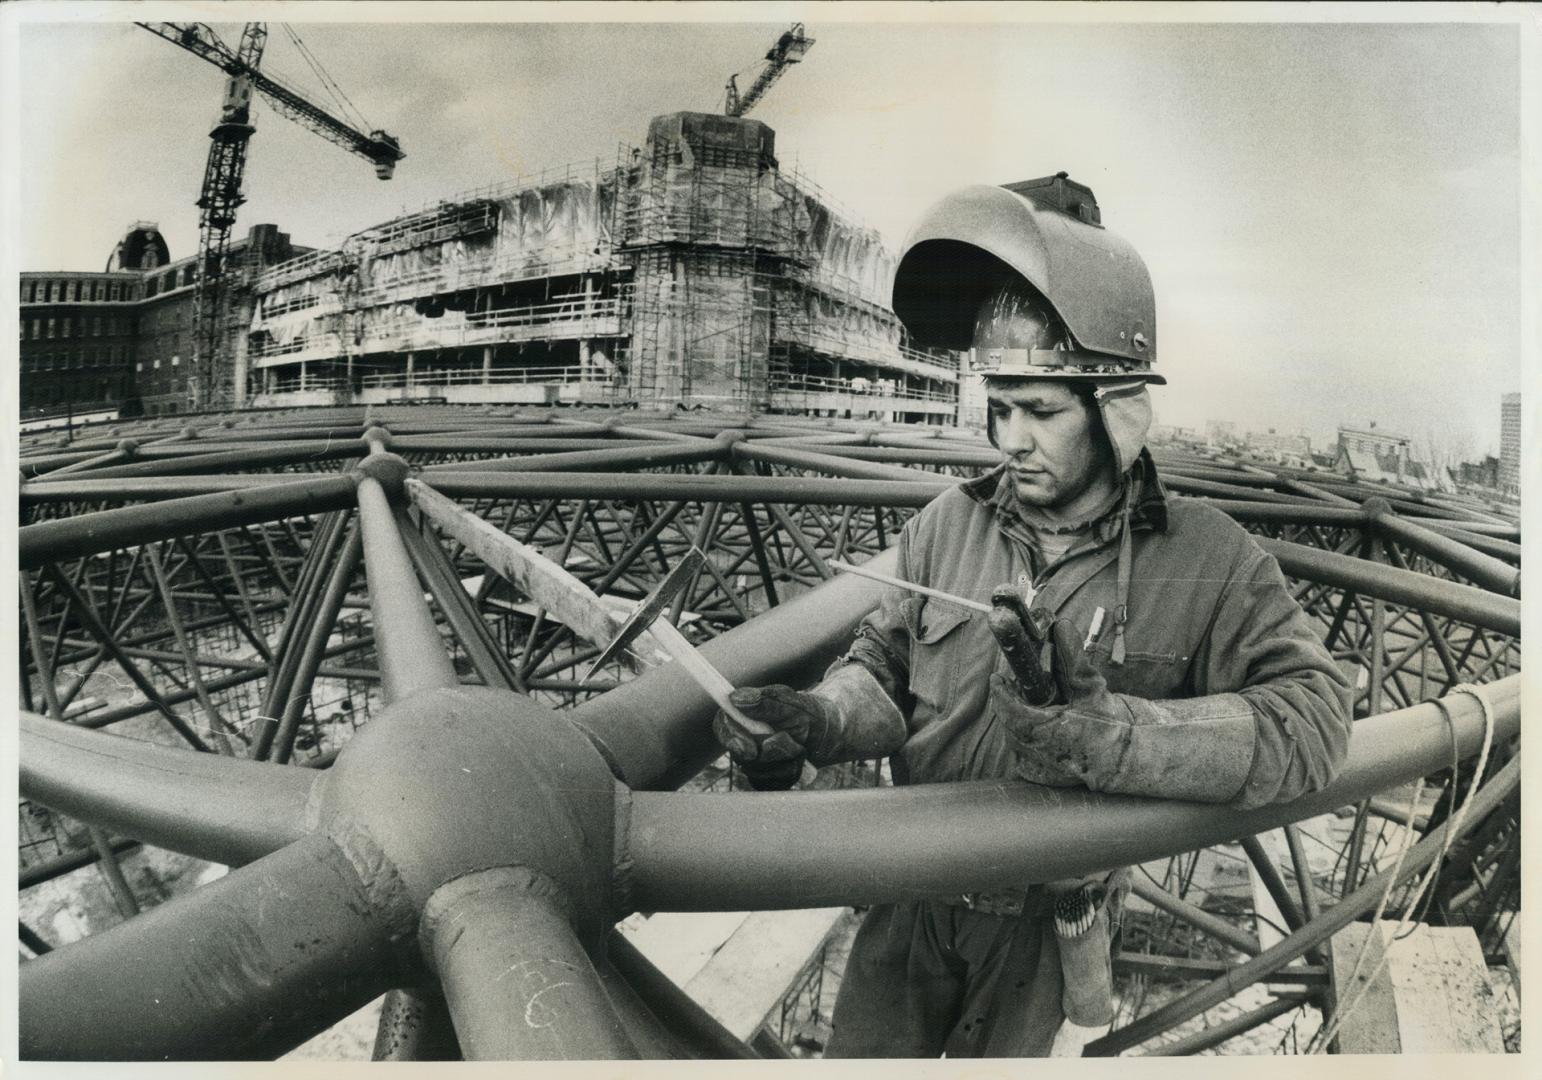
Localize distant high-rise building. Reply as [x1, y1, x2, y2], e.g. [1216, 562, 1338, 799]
[1499, 392, 1521, 495]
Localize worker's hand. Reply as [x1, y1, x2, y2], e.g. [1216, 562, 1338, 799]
[713, 685, 836, 791]
[991, 617, 1132, 789]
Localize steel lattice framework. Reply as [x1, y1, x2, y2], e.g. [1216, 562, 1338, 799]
[15, 406, 1522, 1060]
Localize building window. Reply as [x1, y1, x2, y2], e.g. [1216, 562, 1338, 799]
[153, 359, 161, 369]
[136, 362, 144, 372]
[171, 355, 180, 367]
[61, 317, 71, 337]
[46, 318, 55, 339]
[69, 281, 79, 302]
[108, 282, 119, 302]
[23, 280, 35, 302]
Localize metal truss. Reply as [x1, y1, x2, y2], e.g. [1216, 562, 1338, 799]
[16, 407, 1522, 1059]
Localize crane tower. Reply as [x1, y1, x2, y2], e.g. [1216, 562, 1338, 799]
[137, 22, 404, 410]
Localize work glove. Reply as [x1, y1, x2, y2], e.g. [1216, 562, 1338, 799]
[714, 664, 909, 792]
[991, 618, 1258, 803]
[713, 685, 833, 791]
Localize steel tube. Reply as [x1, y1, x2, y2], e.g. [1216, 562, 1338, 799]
[70, 439, 369, 479]
[423, 868, 638, 1060]
[356, 474, 459, 702]
[1162, 475, 1312, 505]
[20, 473, 335, 503]
[396, 505, 523, 693]
[19, 832, 407, 1061]
[18, 475, 357, 569]
[39, 565, 211, 752]
[422, 441, 722, 475]
[387, 435, 651, 454]
[605, 932, 758, 1059]
[1140, 995, 1303, 1056]
[372, 989, 462, 1061]
[1083, 754, 1521, 1056]
[570, 550, 895, 789]
[1369, 504, 1521, 597]
[789, 444, 1001, 469]
[621, 677, 1518, 911]
[732, 441, 940, 483]
[1257, 535, 1520, 637]
[20, 711, 318, 865]
[270, 526, 366, 764]
[1126, 876, 1262, 957]
[19, 838, 142, 890]
[425, 470, 948, 507]
[1239, 835, 1309, 933]
[1413, 522, 1522, 563]
[1191, 500, 1366, 527]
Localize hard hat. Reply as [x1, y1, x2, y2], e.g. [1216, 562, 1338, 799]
[892, 175, 1162, 384]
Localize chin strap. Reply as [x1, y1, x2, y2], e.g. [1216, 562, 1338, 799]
[1111, 483, 1135, 666]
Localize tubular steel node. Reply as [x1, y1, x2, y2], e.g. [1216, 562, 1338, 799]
[16, 406, 1522, 1060]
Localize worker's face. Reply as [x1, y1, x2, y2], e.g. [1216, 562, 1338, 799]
[987, 380, 1114, 513]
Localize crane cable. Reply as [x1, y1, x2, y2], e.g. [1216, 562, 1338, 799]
[281, 24, 372, 133]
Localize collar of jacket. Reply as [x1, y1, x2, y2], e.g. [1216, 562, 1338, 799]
[960, 447, 1171, 540]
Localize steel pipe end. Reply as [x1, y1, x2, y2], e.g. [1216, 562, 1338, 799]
[1361, 496, 1394, 518]
[714, 429, 747, 448]
[315, 686, 621, 946]
[115, 438, 139, 454]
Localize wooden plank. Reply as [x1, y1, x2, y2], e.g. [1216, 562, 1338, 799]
[617, 911, 752, 986]
[1329, 923, 1402, 1053]
[1386, 924, 1504, 1053]
[683, 907, 847, 1041]
[1330, 921, 1504, 1053]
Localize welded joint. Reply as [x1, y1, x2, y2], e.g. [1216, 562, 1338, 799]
[354, 451, 413, 502]
[420, 865, 574, 973]
[363, 425, 393, 454]
[610, 784, 636, 918]
[321, 815, 421, 955]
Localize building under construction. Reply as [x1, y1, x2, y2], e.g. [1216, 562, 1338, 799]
[244, 112, 960, 421]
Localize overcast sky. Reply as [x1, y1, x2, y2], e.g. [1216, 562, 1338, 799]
[4, 3, 1532, 457]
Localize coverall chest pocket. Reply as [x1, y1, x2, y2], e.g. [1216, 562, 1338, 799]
[902, 596, 973, 716]
[1089, 641, 1190, 700]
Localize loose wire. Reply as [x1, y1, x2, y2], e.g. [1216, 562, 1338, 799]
[1308, 684, 1496, 1053]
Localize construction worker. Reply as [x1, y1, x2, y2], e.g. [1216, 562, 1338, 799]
[713, 175, 1354, 1057]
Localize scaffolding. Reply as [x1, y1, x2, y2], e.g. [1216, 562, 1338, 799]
[245, 112, 958, 416]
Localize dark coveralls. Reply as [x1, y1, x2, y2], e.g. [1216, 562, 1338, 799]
[822, 455, 1353, 1057]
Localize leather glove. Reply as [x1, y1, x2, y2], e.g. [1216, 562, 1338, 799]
[714, 665, 909, 792]
[713, 685, 835, 791]
[992, 617, 1258, 803]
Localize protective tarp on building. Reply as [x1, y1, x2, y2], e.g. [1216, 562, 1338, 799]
[251, 172, 618, 364]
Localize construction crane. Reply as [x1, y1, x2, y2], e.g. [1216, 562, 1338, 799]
[723, 23, 814, 118]
[136, 22, 405, 410]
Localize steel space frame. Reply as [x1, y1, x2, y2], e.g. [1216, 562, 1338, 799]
[16, 406, 1522, 1059]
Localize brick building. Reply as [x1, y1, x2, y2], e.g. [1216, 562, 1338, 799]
[18, 270, 143, 416]
[19, 222, 308, 417]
